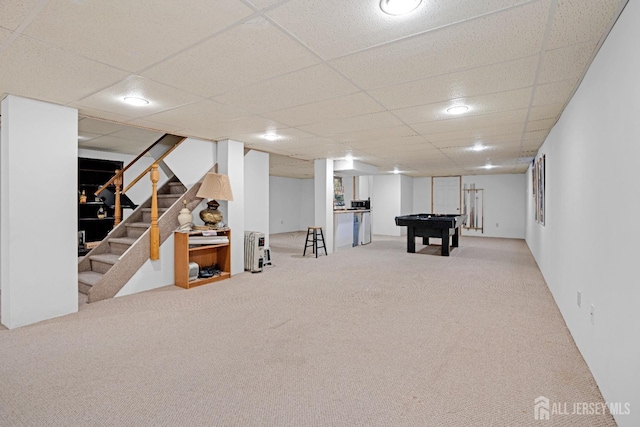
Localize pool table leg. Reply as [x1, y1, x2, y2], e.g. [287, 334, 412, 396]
[452, 227, 459, 248]
[441, 229, 450, 256]
[407, 227, 416, 253]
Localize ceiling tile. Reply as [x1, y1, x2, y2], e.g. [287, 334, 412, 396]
[332, 125, 420, 144]
[395, 87, 533, 125]
[23, 0, 254, 72]
[247, 0, 290, 10]
[268, 0, 532, 60]
[139, 100, 252, 130]
[233, 128, 315, 145]
[79, 135, 148, 155]
[213, 64, 360, 113]
[330, 0, 550, 89]
[369, 55, 538, 110]
[402, 109, 528, 135]
[262, 92, 385, 127]
[126, 118, 186, 134]
[142, 17, 320, 98]
[538, 42, 599, 84]
[525, 118, 556, 133]
[72, 76, 203, 119]
[424, 123, 525, 145]
[528, 103, 564, 121]
[78, 118, 128, 135]
[0, 0, 41, 31]
[0, 36, 128, 105]
[185, 116, 289, 141]
[298, 111, 404, 136]
[110, 127, 164, 143]
[546, 0, 624, 50]
[533, 79, 579, 106]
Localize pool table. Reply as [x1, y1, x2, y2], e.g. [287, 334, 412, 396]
[395, 213, 467, 256]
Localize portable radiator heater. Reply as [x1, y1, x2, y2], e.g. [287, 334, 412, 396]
[244, 231, 265, 273]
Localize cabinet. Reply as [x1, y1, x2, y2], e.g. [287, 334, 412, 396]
[78, 157, 123, 247]
[174, 229, 231, 289]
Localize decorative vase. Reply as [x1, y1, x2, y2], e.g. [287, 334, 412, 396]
[97, 206, 106, 219]
[177, 200, 193, 231]
[79, 190, 87, 204]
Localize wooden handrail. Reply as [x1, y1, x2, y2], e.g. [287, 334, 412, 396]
[122, 136, 187, 193]
[114, 170, 122, 226]
[94, 133, 175, 197]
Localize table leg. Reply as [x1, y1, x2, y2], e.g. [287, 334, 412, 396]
[407, 227, 416, 253]
[441, 229, 450, 256]
[452, 227, 459, 248]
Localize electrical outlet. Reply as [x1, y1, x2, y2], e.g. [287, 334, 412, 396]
[590, 304, 595, 325]
[577, 291, 582, 308]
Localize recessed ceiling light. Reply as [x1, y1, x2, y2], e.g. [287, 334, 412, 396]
[393, 168, 400, 174]
[483, 164, 495, 170]
[261, 132, 280, 141]
[123, 96, 149, 106]
[470, 144, 487, 152]
[446, 105, 469, 115]
[380, 0, 422, 15]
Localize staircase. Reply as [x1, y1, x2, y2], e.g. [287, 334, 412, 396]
[78, 178, 201, 303]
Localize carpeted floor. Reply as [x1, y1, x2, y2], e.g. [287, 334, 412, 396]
[0, 233, 615, 426]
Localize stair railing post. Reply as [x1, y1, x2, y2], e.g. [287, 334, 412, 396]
[150, 164, 160, 260]
[114, 169, 122, 227]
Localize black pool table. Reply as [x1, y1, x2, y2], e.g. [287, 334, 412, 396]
[395, 214, 468, 256]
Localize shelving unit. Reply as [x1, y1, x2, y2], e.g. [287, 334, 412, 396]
[78, 157, 123, 253]
[174, 229, 231, 289]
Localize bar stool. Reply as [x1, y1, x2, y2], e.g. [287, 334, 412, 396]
[303, 226, 327, 258]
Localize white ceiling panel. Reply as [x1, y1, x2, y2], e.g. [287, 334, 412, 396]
[0, 0, 41, 31]
[142, 17, 320, 98]
[0, 36, 128, 106]
[402, 109, 529, 135]
[525, 118, 557, 133]
[369, 55, 539, 111]
[262, 92, 384, 127]
[247, 0, 291, 11]
[332, 125, 420, 144]
[395, 87, 533, 125]
[528, 103, 565, 121]
[72, 76, 203, 119]
[330, 1, 551, 89]
[533, 79, 579, 106]
[139, 100, 253, 130]
[298, 111, 404, 137]
[268, 0, 532, 60]
[424, 123, 526, 145]
[213, 64, 360, 113]
[23, 0, 254, 72]
[546, 0, 623, 50]
[538, 42, 599, 84]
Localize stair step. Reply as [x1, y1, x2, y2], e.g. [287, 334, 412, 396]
[78, 271, 103, 295]
[142, 208, 169, 223]
[126, 222, 150, 238]
[89, 253, 120, 274]
[168, 182, 186, 194]
[157, 193, 181, 208]
[108, 236, 138, 255]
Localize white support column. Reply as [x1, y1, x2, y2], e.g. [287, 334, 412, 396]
[217, 140, 245, 275]
[244, 150, 269, 247]
[314, 159, 334, 254]
[1, 95, 78, 329]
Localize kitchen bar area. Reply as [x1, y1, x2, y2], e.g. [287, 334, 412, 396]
[333, 173, 372, 251]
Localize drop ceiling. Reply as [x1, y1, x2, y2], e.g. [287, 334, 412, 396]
[0, 0, 627, 179]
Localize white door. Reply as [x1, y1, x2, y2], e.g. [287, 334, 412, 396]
[433, 176, 461, 214]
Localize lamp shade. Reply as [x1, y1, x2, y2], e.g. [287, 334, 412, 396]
[196, 173, 234, 201]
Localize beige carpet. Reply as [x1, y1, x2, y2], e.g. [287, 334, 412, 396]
[0, 233, 615, 426]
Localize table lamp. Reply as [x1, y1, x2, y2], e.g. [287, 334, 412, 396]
[195, 173, 234, 229]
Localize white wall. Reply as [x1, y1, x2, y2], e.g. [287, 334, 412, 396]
[462, 174, 525, 238]
[314, 159, 334, 253]
[358, 175, 373, 200]
[1, 96, 78, 329]
[244, 150, 270, 246]
[218, 140, 245, 275]
[372, 175, 402, 236]
[413, 177, 432, 213]
[269, 177, 314, 234]
[525, 2, 639, 425]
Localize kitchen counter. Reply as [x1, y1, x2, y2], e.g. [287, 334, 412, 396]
[334, 209, 371, 214]
[333, 210, 372, 249]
